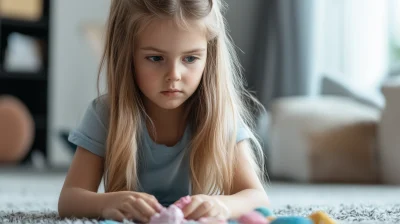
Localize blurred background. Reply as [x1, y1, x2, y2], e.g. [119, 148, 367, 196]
[3, 1, 400, 222]
[0, 0, 399, 184]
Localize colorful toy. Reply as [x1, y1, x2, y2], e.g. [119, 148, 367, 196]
[255, 207, 274, 217]
[149, 204, 185, 224]
[269, 217, 313, 224]
[199, 217, 227, 224]
[308, 211, 336, 224]
[149, 195, 196, 224]
[227, 220, 239, 224]
[99, 220, 122, 224]
[254, 208, 335, 224]
[175, 196, 192, 209]
[101, 197, 337, 224]
[237, 211, 268, 224]
[232, 207, 336, 224]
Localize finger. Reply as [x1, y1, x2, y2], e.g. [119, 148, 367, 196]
[174, 196, 191, 209]
[182, 198, 203, 219]
[124, 197, 149, 223]
[188, 201, 213, 220]
[103, 208, 126, 222]
[215, 199, 231, 219]
[135, 198, 157, 218]
[129, 207, 149, 223]
[140, 194, 163, 212]
[207, 207, 220, 218]
[119, 202, 137, 221]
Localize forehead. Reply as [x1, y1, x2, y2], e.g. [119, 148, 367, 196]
[135, 18, 208, 52]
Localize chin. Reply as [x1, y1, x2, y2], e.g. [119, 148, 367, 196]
[157, 102, 185, 110]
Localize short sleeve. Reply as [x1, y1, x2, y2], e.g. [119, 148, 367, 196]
[68, 96, 109, 157]
[236, 121, 251, 143]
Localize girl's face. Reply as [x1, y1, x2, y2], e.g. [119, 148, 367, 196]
[134, 19, 208, 110]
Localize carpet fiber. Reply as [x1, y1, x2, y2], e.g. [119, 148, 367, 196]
[1, 169, 400, 224]
[2, 204, 400, 224]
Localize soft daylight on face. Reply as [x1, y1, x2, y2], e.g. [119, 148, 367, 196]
[134, 18, 208, 110]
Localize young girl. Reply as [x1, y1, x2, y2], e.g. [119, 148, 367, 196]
[58, 0, 269, 223]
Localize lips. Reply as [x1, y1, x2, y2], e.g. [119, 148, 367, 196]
[161, 89, 182, 96]
[161, 89, 182, 93]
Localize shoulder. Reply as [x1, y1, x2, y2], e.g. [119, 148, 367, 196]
[84, 94, 110, 130]
[236, 119, 252, 143]
[68, 94, 110, 157]
[91, 94, 110, 115]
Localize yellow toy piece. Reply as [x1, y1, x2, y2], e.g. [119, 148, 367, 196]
[267, 216, 277, 222]
[308, 211, 336, 224]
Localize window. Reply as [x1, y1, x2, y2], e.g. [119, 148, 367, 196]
[320, 0, 389, 91]
[389, 0, 400, 73]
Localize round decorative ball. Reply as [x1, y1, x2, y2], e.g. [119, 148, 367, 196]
[0, 96, 34, 163]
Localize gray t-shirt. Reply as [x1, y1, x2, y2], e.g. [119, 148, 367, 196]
[68, 95, 250, 206]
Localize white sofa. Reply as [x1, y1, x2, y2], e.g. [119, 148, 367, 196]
[379, 77, 400, 184]
[267, 76, 400, 184]
[268, 96, 381, 183]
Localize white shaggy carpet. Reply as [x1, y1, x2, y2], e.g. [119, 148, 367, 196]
[1, 169, 400, 223]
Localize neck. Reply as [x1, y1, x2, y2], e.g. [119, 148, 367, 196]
[143, 99, 187, 146]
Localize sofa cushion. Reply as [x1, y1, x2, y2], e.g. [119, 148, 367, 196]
[269, 96, 380, 183]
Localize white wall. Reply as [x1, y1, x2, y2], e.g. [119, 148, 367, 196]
[48, 0, 261, 167]
[48, 0, 110, 167]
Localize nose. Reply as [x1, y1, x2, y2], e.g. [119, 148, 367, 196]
[165, 62, 181, 82]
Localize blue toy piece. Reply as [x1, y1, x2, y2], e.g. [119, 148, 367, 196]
[271, 216, 313, 224]
[254, 207, 274, 217]
[227, 220, 240, 224]
[99, 220, 121, 224]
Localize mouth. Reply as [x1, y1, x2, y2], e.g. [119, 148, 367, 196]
[161, 90, 182, 96]
[161, 89, 182, 93]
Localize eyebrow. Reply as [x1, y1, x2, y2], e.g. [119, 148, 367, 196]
[140, 46, 206, 54]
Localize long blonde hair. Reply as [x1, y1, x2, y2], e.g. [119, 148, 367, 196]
[99, 0, 266, 195]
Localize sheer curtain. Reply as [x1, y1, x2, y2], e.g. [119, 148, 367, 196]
[388, 0, 400, 74]
[247, 0, 389, 110]
[320, 0, 389, 93]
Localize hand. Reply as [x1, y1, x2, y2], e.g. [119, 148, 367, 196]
[179, 194, 231, 220]
[101, 191, 163, 223]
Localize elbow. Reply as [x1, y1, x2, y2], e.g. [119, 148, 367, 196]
[261, 190, 271, 207]
[58, 191, 70, 218]
[58, 195, 66, 218]
[58, 209, 67, 219]
[253, 188, 270, 208]
[262, 196, 271, 208]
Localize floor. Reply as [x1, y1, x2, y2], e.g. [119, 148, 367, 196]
[1, 168, 400, 223]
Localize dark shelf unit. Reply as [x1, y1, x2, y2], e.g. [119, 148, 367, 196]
[0, 0, 51, 164]
[0, 70, 47, 80]
[1, 18, 48, 30]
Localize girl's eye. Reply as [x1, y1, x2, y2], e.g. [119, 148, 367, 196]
[183, 56, 198, 63]
[147, 56, 163, 62]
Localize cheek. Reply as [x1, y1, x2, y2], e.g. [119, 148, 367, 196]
[134, 64, 159, 92]
[187, 73, 202, 88]
[186, 62, 206, 87]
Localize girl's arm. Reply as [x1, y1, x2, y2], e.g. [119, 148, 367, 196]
[58, 147, 162, 221]
[215, 140, 270, 218]
[58, 146, 107, 218]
